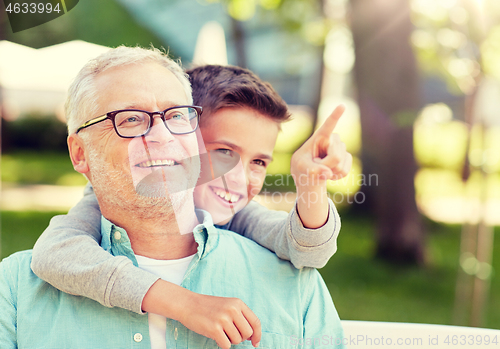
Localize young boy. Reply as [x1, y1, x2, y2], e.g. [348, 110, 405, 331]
[31, 65, 351, 348]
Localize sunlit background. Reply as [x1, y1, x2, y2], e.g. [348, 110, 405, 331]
[0, 0, 499, 330]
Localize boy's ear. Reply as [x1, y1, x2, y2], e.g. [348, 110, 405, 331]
[68, 134, 90, 174]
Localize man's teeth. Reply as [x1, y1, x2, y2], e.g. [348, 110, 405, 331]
[213, 188, 241, 203]
[137, 159, 176, 168]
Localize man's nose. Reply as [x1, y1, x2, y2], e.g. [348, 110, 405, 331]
[146, 116, 175, 143]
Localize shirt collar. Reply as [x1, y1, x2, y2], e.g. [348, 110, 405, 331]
[100, 209, 220, 264]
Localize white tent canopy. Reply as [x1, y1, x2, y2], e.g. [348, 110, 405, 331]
[0, 40, 110, 120]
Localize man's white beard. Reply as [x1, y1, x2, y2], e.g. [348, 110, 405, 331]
[87, 147, 197, 221]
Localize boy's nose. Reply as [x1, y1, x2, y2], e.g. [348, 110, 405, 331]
[224, 160, 247, 186]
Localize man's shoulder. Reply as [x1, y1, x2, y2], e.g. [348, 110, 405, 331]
[215, 227, 275, 255]
[213, 228, 317, 277]
[0, 250, 33, 269]
[0, 250, 36, 291]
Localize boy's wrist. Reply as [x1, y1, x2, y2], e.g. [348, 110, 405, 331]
[142, 279, 193, 320]
[295, 184, 329, 229]
[295, 181, 328, 203]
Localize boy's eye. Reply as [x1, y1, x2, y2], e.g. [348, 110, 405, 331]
[253, 159, 266, 167]
[215, 149, 233, 157]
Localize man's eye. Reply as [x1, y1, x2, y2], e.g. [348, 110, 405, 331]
[126, 116, 140, 123]
[168, 112, 189, 123]
[118, 115, 144, 127]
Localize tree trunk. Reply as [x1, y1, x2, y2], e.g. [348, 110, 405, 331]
[350, 0, 425, 264]
[231, 17, 247, 68]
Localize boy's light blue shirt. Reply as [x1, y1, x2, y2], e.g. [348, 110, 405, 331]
[0, 210, 344, 349]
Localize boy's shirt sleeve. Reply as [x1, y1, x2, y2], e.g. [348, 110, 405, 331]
[30, 183, 159, 314]
[228, 198, 340, 269]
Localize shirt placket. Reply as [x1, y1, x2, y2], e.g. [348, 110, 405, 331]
[129, 312, 152, 348]
[165, 319, 190, 348]
[163, 253, 200, 348]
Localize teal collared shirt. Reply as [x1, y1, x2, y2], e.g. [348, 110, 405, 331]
[0, 210, 344, 349]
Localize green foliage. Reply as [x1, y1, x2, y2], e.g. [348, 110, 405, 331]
[482, 25, 500, 79]
[410, 0, 500, 95]
[262, 173, 296, 192]
[227, 0, 257, 21]
[2, 115, 68, 152]
[320, 211, 500, 328]
[67, 0, 165, 49]
[2, 151, 85, 186]
[207, 0, 332, 45]
[6, 0, 165, 50]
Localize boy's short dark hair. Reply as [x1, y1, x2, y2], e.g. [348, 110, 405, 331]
[186, 65, 291, 125]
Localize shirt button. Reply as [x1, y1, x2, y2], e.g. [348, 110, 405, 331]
[133, 333, 143, 342]
[114, 231, 121, 240]
[174, 327, 178, 340]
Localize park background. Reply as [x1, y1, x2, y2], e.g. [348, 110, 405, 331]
[0, 0, 499, 330]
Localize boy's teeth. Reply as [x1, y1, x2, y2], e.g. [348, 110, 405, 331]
[213, 188, 241, 203]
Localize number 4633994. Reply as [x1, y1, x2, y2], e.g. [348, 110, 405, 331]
[444, 334, 498, 346]
[5, 2, 61, 14]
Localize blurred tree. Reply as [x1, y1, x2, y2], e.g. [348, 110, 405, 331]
[230, 16, 247, 68]
[350, 0, 424, 264]
[215, 0, 426, 264]
[410, 0, 500, 324]
[410, 0, 500, 327]
[4, 0, 164, 51]
[210, 0, 330, 127]
[0, 1, 7, 41]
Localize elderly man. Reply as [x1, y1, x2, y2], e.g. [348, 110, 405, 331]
[0, 46, 344, 349]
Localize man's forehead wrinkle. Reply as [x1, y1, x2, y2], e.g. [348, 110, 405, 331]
[120, 99, 187, 112]
[94, 63, 188, 104]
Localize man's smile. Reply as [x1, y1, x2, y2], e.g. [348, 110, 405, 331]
[135, 159, 180, 168]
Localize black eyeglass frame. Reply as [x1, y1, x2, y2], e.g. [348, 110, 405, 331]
[75, 105, 203, 138]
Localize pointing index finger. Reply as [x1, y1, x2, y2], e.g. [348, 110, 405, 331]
[315, 104, 345, 137]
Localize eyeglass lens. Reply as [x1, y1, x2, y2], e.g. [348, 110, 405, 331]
[115, 107, 198, 137]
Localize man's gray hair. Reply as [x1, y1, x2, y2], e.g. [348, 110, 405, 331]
[65, 46, 192, 134]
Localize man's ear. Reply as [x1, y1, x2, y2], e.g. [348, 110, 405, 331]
[68, 134, 90, 174]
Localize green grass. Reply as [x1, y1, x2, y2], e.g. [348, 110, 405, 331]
[319, 211, 500, 329]
[0, 210, 63, 259]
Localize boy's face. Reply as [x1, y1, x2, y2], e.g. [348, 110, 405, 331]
[194, 107, 280, 225]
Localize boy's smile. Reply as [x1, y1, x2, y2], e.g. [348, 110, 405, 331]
[209, 185, 243, 205]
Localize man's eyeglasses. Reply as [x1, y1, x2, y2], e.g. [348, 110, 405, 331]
[75, 105, 202, 138]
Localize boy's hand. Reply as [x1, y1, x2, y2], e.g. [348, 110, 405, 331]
[291, 104, 352, 184]
[180, 293, 261, 349]
[143, 280, 261, 349]
[291, 105, 352, 229]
